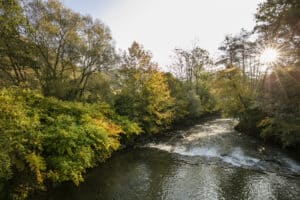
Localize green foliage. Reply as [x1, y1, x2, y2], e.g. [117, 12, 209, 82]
[1, 0, 299, 199]
[166, 73, 215, 120]
[195, 72, 217, 113]
[0, 0, 116, 100]
[232, 66, 300, 148]
[212, 66, 255, 117]
[256, 67, 300, 147]
[0, 0, 38, 87]
[82, 72, 115, 104]
[185, 90, 203, 118]
[0, 88, 140, 199]
[255, 0, 300, 65]
[1, 2, 217, 195]
[164, 73, 189, 120]
[258, 116, 300, 147]
[235, 107, 266, 134]
[115, 42, 174, 134]
[167, 48, 216, 121]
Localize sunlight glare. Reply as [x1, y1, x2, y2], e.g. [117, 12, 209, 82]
[260, 48, 279, 64]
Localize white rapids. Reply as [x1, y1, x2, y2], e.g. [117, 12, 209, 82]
[144, 118, 300, 173]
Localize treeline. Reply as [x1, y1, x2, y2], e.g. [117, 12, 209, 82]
[1, 0, 299, 199]
[0, 0, 217, 199]
[213, 0, 300, 149]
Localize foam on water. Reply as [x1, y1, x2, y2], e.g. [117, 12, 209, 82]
[173, 146, 220, 157]
[281, 157, 300, 173]
[221, 148, 259, 167]
[144, 119, 299, 174]
[183, 126, 226, 142]
[147, 143, 174, 152]
[183, 118, 236, 142]
[145, 143, 260, 167]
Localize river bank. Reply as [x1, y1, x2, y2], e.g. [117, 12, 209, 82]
[31, 118, 300, 200]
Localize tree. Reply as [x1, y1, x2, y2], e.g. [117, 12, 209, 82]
[170, 46, 215, 118]
[257, 66, 300, 146]
[217, 29, 258, 77]
[24, 0, 116, 99]
[212, 66, 255, 117]
[115, 42, 174, 134]
[255, 0, 300, 66]
[0, 0, 37, 87]
[0, 0, 116, 99]
[69, 16, 116, 99]
[218, 35, 241, 67]
[163, 72, 189, 121]
[171, 47, 211, 91]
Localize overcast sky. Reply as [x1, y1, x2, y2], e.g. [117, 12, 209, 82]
[63, 0, 263, 69]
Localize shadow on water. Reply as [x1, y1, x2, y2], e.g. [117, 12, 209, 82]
[32, 118, 300, 200]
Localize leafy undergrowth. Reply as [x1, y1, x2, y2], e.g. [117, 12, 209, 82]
[0, 88, 141, 199]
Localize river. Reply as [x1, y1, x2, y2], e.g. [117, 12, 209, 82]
[34, 118, 300, 200]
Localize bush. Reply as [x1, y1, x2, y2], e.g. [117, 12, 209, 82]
[258, 116, 300, 148]
[0, 88, 141, 199]
[235, 107, 266, 135]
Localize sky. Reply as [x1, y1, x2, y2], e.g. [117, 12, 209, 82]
[63, 0, 263, 69]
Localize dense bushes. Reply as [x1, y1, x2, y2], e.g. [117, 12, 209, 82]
[214, 66, 300, 149]
[256, 67, 300, 148]
[0, 88, 141, 199]
[238, 108, 300, 148]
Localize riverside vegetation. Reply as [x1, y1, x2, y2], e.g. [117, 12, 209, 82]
[0, 0, 299, 199]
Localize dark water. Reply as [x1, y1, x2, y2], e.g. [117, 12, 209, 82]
[34, 119, 300, 200]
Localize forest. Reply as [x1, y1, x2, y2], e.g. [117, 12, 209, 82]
[0, 0, 299, 199]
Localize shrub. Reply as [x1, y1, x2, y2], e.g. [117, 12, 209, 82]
[0, 88, 141, 199]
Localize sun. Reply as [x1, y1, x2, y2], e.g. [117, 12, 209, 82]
[260, 48, 279, 64]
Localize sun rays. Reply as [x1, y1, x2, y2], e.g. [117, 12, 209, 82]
[260, 47, 279, 64]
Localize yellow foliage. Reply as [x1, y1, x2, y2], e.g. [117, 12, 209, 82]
[25, 153, 46, 184]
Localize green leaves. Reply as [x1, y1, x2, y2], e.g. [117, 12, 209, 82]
[212, 66, 255, 117]
[0, 88, 141, 198]
[25, 153, 46, 184]
[232, 66, 300, 150]
[0, 0, 116, 100]
[115, 42, 174, 134]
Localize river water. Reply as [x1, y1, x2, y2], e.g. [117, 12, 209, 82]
[34, 118, 300, 200]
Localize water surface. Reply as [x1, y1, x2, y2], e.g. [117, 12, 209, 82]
[34, 118, 300, 200]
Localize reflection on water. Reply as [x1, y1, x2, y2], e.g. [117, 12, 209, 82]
[33, 118, 300, 200]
